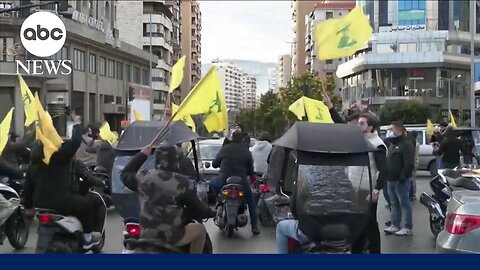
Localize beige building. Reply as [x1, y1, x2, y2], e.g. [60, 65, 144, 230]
[291, 0, 316, 77]
[306, 1, 355, 96]
[267, 67, 278, 93]
[242, 74, 257, 109]
[0, 0, 156, 134]
[180, 0, 202, 101]
[278, 54, 292, 89]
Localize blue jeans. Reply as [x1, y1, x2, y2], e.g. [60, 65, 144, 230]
[436, 156, 444, 169]
[210, 175, 258, 226]
[276, 219, 310, 254]
[387, 179, 413, 230]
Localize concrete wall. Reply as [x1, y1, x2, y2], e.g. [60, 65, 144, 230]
[115, 1, 143, 49]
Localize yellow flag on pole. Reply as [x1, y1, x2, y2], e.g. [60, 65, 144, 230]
[171, 103, 196, 132]
[34, 92, 63, 148]
[99, 121, 118, 145]
[169, 55, 186, 93]
[303, 96, 334, 124]
[133, 110, 145, 122]
[174, 67, 228, 132]
[314, 6, 373, 60]
[35, 126, 59, 165]
[0, 107, 14, 156]
[18, 74, 37, 126]
[449, 110, 457, 128]
[288, 97, 306, 120]
[426, 119, 434, 137]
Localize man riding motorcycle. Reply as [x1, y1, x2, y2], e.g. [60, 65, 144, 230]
[1, 130, 35, 167]
[23, 118, 103, 249]
[210, 131, 260, 235]
[76, 126, 101, 168]
[120, 143, 215, 254]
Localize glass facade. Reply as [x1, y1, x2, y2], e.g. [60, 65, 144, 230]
[398, 0, 426, 26]
[452, 0, 470, 32]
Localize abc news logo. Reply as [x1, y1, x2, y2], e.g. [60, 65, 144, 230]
[16, 12, 72, 75]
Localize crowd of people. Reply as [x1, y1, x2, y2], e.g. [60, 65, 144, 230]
[0, 103, 475, 254]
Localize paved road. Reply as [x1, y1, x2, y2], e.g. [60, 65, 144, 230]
[0, 173, 437, 254]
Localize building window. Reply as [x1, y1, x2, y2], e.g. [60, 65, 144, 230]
[89, 53, 96, 73]
[116, 62, 123, 80]
[452, 0, 470, 31]
[105, 1, 110, 20]
[376, 43, 395, 54]
[398, 0, 426, 26]
[52, 46, 69, 61]
[73, 49, 85, 71]
[399, 43, 417, 53]
[99, 56, 106, 76]
[152, 68, 166, 82]
[0, 37, 14, 62]
[107, 59, 115, 78]
[133, 66, 140, 83]
[326, 12, 333, 19]
[326, 72, 333, 77]
[116, 96, 122, 104]
[326, 59, 333, 64]
[104, 95, 114, 104]
[126, 64, 131, 81]
[143, 23, 164, 37]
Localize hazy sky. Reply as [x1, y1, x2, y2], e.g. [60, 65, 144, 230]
[200, 1, 292, 64]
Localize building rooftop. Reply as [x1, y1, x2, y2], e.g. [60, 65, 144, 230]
[314, 2, 356, 10]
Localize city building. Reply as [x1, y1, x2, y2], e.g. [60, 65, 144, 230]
[242, 74, 257, 109]
[166, 0, 182, 64]
[0, 0, 156, 135]
[306, 1, 355, 96]
[116, 0, 177, 119]
[180, 0, 201, 100]
[291, 0, 316, 77]
[267, 67, 278, 93]
[211, 60, 243, 113]
[256, 94, 262, 108]
[337, 0, 480, 123]
[278, 54, 292, 89]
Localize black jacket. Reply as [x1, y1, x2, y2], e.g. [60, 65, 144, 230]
[212, 142, 254, 178]
[387, 135, 415, 183]
[179, 154, 197, 179]
[1, 131, 35, 166]
[24, 124, 83, 211]
[223, 133, 251, 148]
[0, 159, 24, 179]
[329, 108, 346, 124]
[436, 138, 463, 166]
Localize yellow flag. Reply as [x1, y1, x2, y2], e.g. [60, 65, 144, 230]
[33, 92, 63, 148]
[426, 119, 434, 137]
[449, 110, 457, 128]
[303, 96, 334, 124]
[0, 108, 14, 156]
[171, 103, 196, 132]
[99, 121, 118, 145]
[35, 126, 59, 165]
[175, 67, 228, 132]
[133, 110, 145, 121]
[169, 55, 186, 92]
[314, 6, 373, 60]
[288, 97, 306, 120]
[18, 75, 37, 126]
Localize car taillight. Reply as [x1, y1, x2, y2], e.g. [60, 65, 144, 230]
[38, 214, 53, 224]
[126, 224, 140, 237]
[222, 189, 244, 198]
[446, 213, 480, 235]
[259, 184, 269, 193]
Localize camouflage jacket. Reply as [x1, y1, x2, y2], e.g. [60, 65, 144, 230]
[121, 151, 214, 244]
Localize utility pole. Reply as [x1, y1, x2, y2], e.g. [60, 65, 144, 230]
[470, 0, 476, 127]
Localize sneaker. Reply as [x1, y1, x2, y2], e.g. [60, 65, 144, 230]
[384, 225, 400, 234]
[395, 228, 413, 236]
[252, 224, 260, 235]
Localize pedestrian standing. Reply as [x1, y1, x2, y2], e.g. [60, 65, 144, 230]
[434, 127, 464, 169]
[384, 122, 415, 236]
[430, 122, 448, 169]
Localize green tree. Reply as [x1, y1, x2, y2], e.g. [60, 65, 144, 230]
[378, 101, 430, 125]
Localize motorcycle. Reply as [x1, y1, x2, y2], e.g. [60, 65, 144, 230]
[34, 187, 108, 253]
[254, 174, 275, 227]
[0, 182, 29, 250]
[214, 176, 249, 238]
[420, 168, 480, 237]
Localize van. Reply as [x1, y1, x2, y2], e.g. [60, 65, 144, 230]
[379, 124, 437, 176]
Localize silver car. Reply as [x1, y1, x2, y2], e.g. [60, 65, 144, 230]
[436, 189, 480, 254]
[189, 138, 224, 181]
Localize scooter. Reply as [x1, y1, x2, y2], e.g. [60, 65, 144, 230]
[254, 174, 275, 227]
[34, 187, 108, 253]
[0, 182, 29, 250]
[420, 169, 480, 237]
[214, 176, 249, 238]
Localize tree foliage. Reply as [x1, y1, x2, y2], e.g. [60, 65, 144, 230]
[378, 101, 430, 125]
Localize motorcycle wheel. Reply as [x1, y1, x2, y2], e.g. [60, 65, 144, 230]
[6, 211, 29, 250]
[91, 232, 106, 254]
[203, 234, 213, 254]
[226, 224, 234, 238]
[429, 216, 443, 237]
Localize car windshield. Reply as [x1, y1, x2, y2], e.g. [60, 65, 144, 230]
[199, 143, 223, 160]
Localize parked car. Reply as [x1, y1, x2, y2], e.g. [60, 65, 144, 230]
[380, 124, 437, 176]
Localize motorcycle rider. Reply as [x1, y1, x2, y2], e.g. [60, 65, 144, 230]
[0, 159, 26, 225]
[223, 124, 251, 148]
[211, 130, 260, 235]
[75, 125, 101, 168]
[120, 143, 215, 254]
[1, 130, 35, 167]
[251, 131, 273, 177]
[23, 116, 103, 249]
